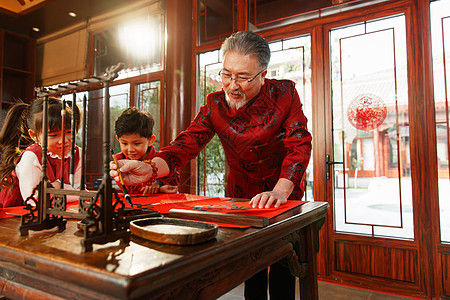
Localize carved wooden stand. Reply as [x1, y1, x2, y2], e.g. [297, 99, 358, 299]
[19, 63, 130, 252]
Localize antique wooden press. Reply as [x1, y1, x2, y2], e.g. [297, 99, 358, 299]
[19, 63, 130, 252]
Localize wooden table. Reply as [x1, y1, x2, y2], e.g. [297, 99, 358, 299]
[0, 201, 328, 300]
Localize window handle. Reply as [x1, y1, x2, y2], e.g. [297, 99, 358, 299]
[326, 154, 343, 180]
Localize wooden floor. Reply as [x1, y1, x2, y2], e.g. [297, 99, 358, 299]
[0, 280, 417, 300]
[218, 280, 416, 300]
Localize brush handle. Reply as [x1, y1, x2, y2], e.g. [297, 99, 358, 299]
[110, 149, 132, 206]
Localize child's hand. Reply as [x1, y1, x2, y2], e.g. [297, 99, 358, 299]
[159, 185, 178, 194]
[141, 182, 160, 195]
[50, 181, 60, 189]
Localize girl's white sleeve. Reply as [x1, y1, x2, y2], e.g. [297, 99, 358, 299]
[16, 150, 82, 203]
[74, 148, 82, 189]
[15, 151, 42, 202]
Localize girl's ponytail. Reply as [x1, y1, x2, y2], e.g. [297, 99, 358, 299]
[0, 101, 34, 188]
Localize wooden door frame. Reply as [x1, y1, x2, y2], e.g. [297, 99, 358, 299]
[317, 0, 440, 298]
[190, 0, 445, 297]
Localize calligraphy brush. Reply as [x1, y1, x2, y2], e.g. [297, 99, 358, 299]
[60, 99, 66, 189]
[80, 95, 87, 189]
[69, 93, 77, 187]
[110, 149, 132, 206]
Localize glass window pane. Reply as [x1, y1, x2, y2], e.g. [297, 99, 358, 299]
[198, 50, 225, 197]
[92, 14, 163, 77]
[197, 0, 234, 45]
[136, 81, 161, 150]
[330, 15, 413, 239]
[248, 0, 385, 32]
[60, 84, 129, 187]
[249, 0, 330, 27]
[197, 35, 313, 200]
[110, 84, 130, 154]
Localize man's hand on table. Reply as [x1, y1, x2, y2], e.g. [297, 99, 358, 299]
[249, 178, 295, 208]
[250, 191, 288, 208]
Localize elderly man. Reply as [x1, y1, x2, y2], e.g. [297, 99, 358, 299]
[111, 30, 312, 300]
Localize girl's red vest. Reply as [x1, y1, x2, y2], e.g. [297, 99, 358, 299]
[0, 143, 80, 208]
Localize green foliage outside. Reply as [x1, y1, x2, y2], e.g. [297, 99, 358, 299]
[197, 76, 226, 197]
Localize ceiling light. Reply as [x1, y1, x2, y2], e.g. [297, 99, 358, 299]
[32, 27, 40, 32]
[68, 12, 77, 17]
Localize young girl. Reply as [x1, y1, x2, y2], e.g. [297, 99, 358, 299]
[0, 97, 82, 207]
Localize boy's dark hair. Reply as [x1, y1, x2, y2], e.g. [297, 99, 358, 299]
[0, 97, 80, 189]
[115, 107, 155, 138]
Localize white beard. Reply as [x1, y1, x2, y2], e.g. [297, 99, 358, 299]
[225, 91, 248, 110]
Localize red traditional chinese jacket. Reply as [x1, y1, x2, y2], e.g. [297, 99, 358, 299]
[155, 79, 312, 200]
[0, 143, 80, 208]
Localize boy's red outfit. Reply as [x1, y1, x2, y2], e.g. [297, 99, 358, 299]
[115, 146, 180, 194]
[0, 143, 80, 208]
[155, 79, 312, 200]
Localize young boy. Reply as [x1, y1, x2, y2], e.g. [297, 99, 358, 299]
[114, 107, 179, 194]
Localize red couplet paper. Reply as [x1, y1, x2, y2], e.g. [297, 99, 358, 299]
[151, 197, 307, 228]
[149, 197, 306, 218]
[117, 193, 306, 217]
[0, 206, 28, 218]
[117, 193, 307, 227]
[0, 193, 307, 227]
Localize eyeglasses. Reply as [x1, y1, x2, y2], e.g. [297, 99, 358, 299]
[219, 69, 264, 85]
